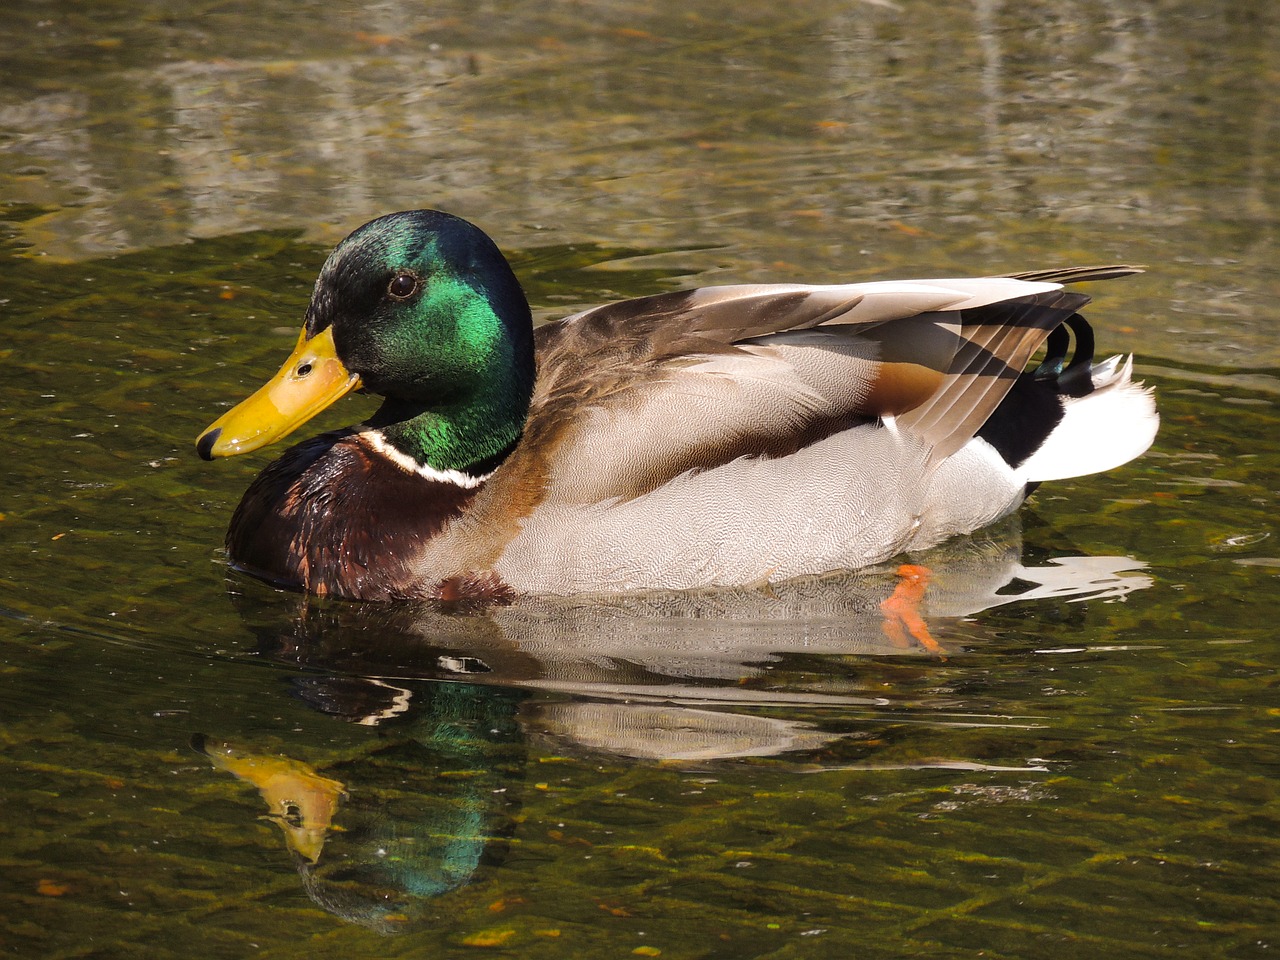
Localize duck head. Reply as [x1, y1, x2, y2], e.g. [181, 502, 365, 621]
[197, 210, 535, 475]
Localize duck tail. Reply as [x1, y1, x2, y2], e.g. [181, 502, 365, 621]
[976, 312, 1158, 483]
[1019, 353, 1158, 482]
[1016, 316, 1159, 482]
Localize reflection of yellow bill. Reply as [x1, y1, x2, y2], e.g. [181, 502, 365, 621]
[193, 735, 346, 863]
[196, 326, 360, 459]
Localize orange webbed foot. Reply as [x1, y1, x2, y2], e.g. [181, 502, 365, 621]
[879, 564, 945, 656]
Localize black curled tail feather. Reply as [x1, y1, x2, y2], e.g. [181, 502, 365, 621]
[1032, 313, 1096, 398]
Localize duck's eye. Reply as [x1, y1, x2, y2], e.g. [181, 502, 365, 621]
[388, 273, 419, 299]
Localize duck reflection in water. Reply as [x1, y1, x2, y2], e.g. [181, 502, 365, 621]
[195, 520, 1150, 931]
[193, 682, 526, 933]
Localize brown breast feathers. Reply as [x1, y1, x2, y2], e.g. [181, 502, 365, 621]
[225, 430, 478, 601]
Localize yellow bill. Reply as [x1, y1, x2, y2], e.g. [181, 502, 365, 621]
[192, 735, 346, 864]
[196, 326, 361, 460]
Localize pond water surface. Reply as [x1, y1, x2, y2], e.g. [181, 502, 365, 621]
[2, 2, 1278, 958]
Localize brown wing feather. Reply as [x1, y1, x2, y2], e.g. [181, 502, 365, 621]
[523, 288, 895, 503]
[1004, 265, 1144, 284]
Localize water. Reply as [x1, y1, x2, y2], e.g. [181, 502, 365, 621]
[2, 1, 1278, 957]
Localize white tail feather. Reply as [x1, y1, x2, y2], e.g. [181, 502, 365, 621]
[1018, 356, 1159, 482]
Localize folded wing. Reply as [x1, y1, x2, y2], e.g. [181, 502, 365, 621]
[522, 269, 1137, 502]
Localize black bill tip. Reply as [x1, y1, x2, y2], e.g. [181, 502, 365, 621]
[196, 428, 220, 461]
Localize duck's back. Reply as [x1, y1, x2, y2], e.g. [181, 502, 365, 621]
[408, 272, 1156, 595]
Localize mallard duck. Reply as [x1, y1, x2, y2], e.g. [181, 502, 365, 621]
[196, 209, 1157, 601]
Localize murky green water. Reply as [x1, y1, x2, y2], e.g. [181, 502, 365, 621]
[2, 1, 1278, 957]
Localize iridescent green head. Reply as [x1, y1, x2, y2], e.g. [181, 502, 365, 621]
[307, 210, 533, 405]
[197, 210, 535, 475]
